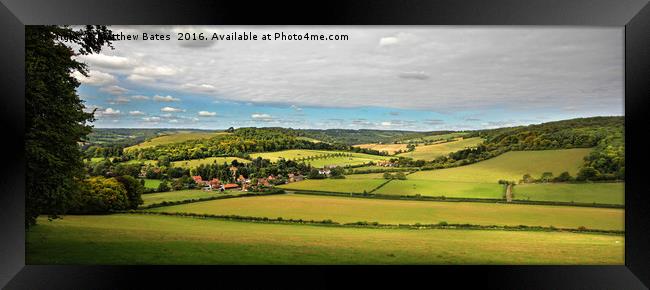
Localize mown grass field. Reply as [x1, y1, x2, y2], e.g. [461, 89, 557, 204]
[26, 215, 624, 265]
[401, 132, 469, 143]
[250, 149, 387, 167]
[279, 175, 386, 193]
[141, 189, 239, 206]
[397, 137, 484, 160]
[409, 148, 592, 183]
[125, 131, 228, 151]
[148, 194, 623, 230]
[354, 143, 409, 154]
[513, 182, 624, 205]
[170, 157, 250, 168]
[375, 180, 504, 199]
[142, 179, 162, 189]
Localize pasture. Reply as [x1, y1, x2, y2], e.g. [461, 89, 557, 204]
[397, 137, 484, 160]
[125, 131, 228, 151]
[141, 189, 237, 206]
[170, 157, 250, 168]
[142, 179, 162, 189]
[513, 182, 624, 205]
[148, 194, 623, 230]
[408, 148, 592, 183]
[374, 180, 504, 199]
[400, 132, 469, 143]
[279, 175, 386, 193]
[250, 149, 387, 167]
[26, 214, 624, 265]
[354, 143, 409, 154]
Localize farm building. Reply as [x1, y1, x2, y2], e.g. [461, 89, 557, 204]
[223, 183, 240, 190]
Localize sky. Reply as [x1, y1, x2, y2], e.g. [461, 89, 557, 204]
[72, 26, 624, 131]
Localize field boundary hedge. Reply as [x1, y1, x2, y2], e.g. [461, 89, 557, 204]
[139, 189, 286, 209]
[126, 210, 624, 235]
[286, 189, 623, 208]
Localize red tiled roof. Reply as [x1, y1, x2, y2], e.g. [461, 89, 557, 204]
[223, 183, 239, 189]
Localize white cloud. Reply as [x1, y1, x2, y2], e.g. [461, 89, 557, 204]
[169, 119, 179, 123]
[398, 71, 429, 80]
[133, 65, 178, 77]
[129, 110, 145, 116]
[72, 70, 116, 86]
[380, 121, 392, 126]
[100, 85, 129, 95]
[107, 96, 131, 105]
[198, 111, 217, 117]
[153, 95, 181, 102]
[131, 95, 150, 100]
[161, 106, 184, 112]
[127, 74, 155, 83]
[142, 116, 161, 122]
[251, 113, 273, 121]
[79, 54, 134, 70]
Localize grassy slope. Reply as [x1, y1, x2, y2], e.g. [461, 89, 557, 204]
[513, 183, 624, 205]
[125, 132, 228, 151]
[250, 149, 387, 168]
[143, 179, 162, 189]
[397, 137, 484, 160]
[374, 180, 504, 199]
[170, 157, 250, 169]
[279, 175, 386, 193]
[26, 215, 624, 265]
[141, 189, 238, 206]
[148, 194, 623, 230]
[354, 143, 409, 154]
[409, 148, 592, 183]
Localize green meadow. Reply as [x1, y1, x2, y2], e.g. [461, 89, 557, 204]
[513, 182, 624, 205]
[279, 175, 386, 193]
[142, 179, 162, 189]
[141, 189, 237, 206]
[26, 215, 624, 265]
[397, 137, 484, 160]
[375, 180, 504, 199]
[147, 194, 623, 230]
[170, 156, 250, 168]
[249, 149, 387, 166]
[408, 148, 592, 183]
[125, 131, 228, 151]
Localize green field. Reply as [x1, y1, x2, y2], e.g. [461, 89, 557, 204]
[409, 148, 592, 183]
[141, 189, 237, 206]
[148, 194, 623, 230]
[354, 143, 409, 154]
[142, 179, 162, 189]
[170, 157, 250, 168]
[250, 149, 387, 167]
[375, 180, 504, 199]
[279, 175, 386, 193]
[513, 183, 624, 205]
[125, 131, 228, 151]
[397, 137, 484, 160]
[26, 215, 624, 265]
[401, 132, 469, 143]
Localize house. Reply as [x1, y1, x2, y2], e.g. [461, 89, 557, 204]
[209, 178, 222, 190]
[223, 183, 240, 190]
[237, 174, 247, 183]
[287, 173, 304, 183]
[192, 176, 209, 186]
[318, 169, 331, 175]
[257, 178, 271, 187]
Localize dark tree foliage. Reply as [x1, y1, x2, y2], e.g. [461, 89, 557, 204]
[25, 25, 113, 228]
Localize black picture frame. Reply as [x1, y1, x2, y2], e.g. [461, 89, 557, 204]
[1, 0, 648, 288]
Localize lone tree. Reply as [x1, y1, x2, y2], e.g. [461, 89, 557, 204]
[26, 25, 114, 228]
